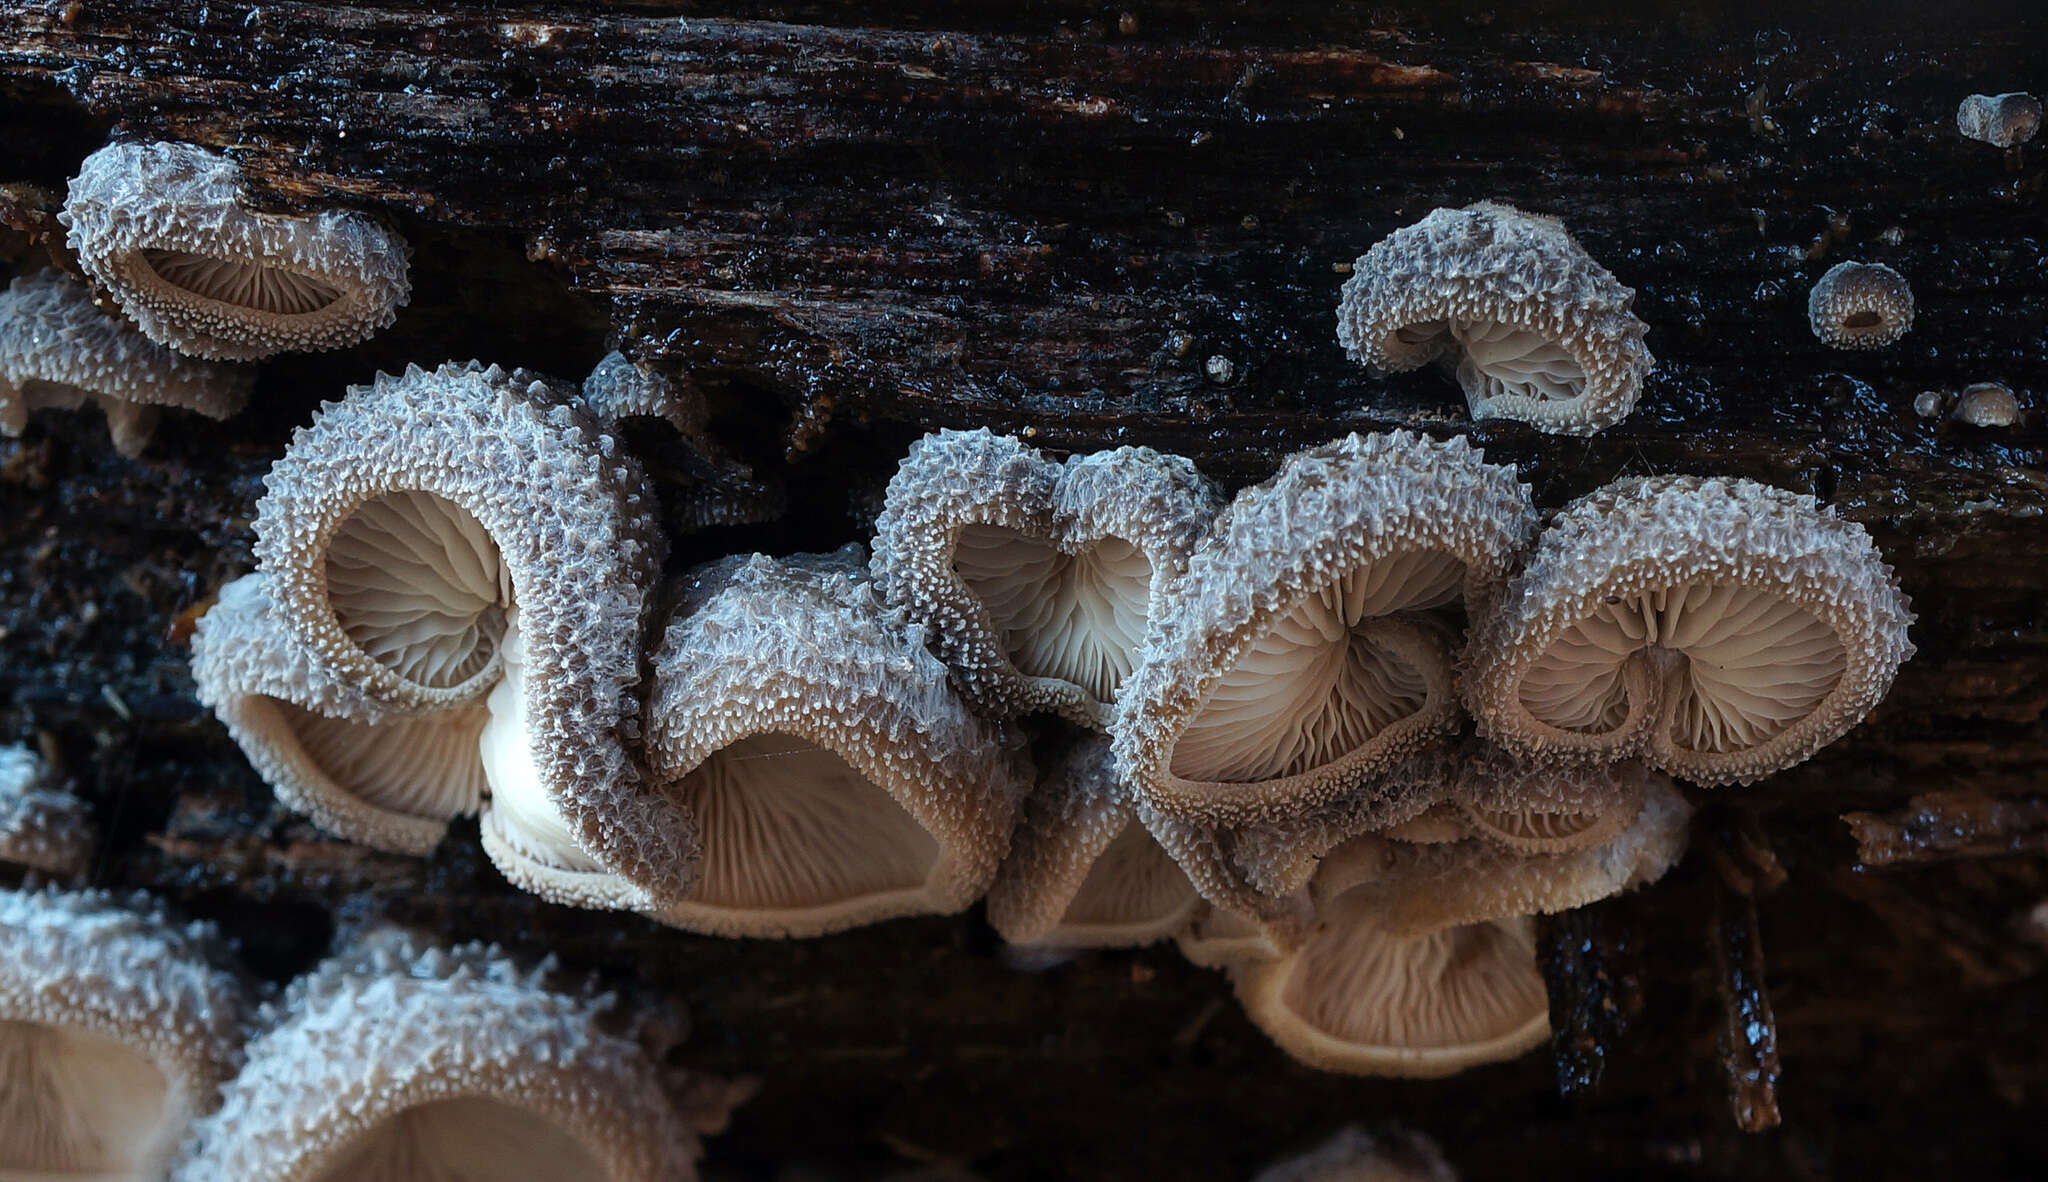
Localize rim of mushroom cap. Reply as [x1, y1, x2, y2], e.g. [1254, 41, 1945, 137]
[0, 886, 245, 1181]
[253, 361, 688, 907]
[1463, 475, 1915, 785]
[1335, 201, 1654, 436]
[871, 428, 1219, 729]
[644, 548, 1027, 938]
[1114, 430, 1535, 828]
[1806, 261, 1913, 351]
[61, 140, 410, 362]
[1451, 746, 1654, 856]
[0, 269, 251, 457]
[0, 743, 94, 878]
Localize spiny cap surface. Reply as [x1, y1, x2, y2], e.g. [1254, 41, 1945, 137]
[254, 361, 685, 906]
[1335, 201, 1653, 436]
[0, 743, 94, 877]
[1464, 475, 1915, 785]
[1956, 92, 2042, 147]
[646, 547, 1027, 937]
[872, 428, 1219, 728]
[1114, 430, 1535, 828]
[62, 140, 410, 361]
[1451, 745, 1655, 855]
[1807, 261, 1913, 350]
[0, 269, 251, 456]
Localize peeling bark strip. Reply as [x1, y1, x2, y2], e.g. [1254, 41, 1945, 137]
[1844, 791, 2048, 868]
[1711, 885, 1781, 1134]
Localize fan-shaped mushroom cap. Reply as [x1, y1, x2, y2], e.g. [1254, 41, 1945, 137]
[872, 429, 1219, 729]
[1807, 261, 1913, 350]
[1452, 747, 1654, 856]
[0, 744, 93, 877]
[0, 270, 251, 457]
[1115, 431, 1534, 828]
[1253, 1126, 1458, 1182]
[0, 887, 244, 1180]
[61, 141, 410, 361]
[985, 736, 1197, 949]
[174, 930, 698, 1182]
[191, 573, 486, 856]
[644, 549, 1027, 937]
[254, 361, 686, 905]
[1956, 92, 2042, 148]
[1465, 475, 1915, 785]
[1335, 202, 1653, 436]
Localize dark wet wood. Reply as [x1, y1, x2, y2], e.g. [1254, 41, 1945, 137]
[1845, 791, 2048, 868]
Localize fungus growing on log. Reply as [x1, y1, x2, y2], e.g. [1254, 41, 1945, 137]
[1465, 475, 1914, 785]
[985, 736, 1198, 949]
[62, 140, 410, 361]
[1115, 431, 1535, 827]
[872, 429, 1218, 728]
[580, 351, 784, 529]
[1807, 261, 1913, 350]
[253, 361, 686, 908]
[645, 548, 1026, 937]
[1954, 382, 2022, 428]
[0, 744, 93, 878]
[0, 269, 250, 457]
[1956, 92, 2042, 147]
[175, 929, 699, 1182]
[1335, 201, 1653, 436]
[1452, 748, 1655, 856]
[0, 887, 243, 1181]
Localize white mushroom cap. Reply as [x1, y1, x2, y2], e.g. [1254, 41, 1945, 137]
[1464, 475, 1915, 785]
[0, 743, 94, 877]
[61, 140, 410, 361]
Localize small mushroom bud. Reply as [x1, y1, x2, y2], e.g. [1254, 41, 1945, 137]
[1807, 261, 1913, 350]
[1956, 92, 2043, 148]
[1954, 382, 2021, 428]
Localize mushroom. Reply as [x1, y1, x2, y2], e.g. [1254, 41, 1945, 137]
[253, 361, 687, 907]
[1464, 475, 1915, 785]
[872, 428, 1219, 728]
[0, 886, 244, 1181]
[0, 744, 93, 878]
[61, 141, 410, 361]
[1451, 747, 1655, 856]
[985, 735, 1198, 950]
[0, 269, 251, 456]
[643, 548, 1026, 937]
[1115, 431, 1535, 827]
[1807, 261, 1912, 350]
[174, 928, 699, 1182]
[1335, 201, 1653, 436]
[1956, 92, 2042, 148]
[579, 351, 784, 529]
[1954, 382, 2022, 428]
[1253, 1126, 1458, 1182]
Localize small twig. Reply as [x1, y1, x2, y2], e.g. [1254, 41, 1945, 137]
[1843, 791, 2048, 869]
[1710, 883, 1782, 1132]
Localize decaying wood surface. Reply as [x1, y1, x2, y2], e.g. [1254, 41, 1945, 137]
[2, 1, 2045, 1178]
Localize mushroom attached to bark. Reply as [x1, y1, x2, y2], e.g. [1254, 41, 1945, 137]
[580, 351, 784, 529]
[1807, 261, 1913, 350]
[0, 887, 244, 1181]
[62, 140, 410, 361]
[0, 743, 94, 878]
[1954, 382, 2022, 428]
[1335, 201, 1653, 436]
[0, 270, 251, 456]
[872, 429, 1218, 728]
[253, 361, 686, 908]
[1465, 475, 1915, 785]
[985, 736, 1198, 949]
[1116, 431, 1535, 827]
[1956, 93, 2042, 148]
[645, 548, 1027, 937]
[175, 929, 699, 1182]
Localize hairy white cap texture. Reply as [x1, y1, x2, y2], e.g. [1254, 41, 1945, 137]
[0, 744, 94, 877]
[253, 361, 686, 908]
[645, 548, 1027, 937]
[1335, 201, 1653, 436]
[173, 930, 698, 1182]
[1807, 261, 1913, 350]
[0, 887, 244, 1181]
[872, 428, 1219, 729]
[1451, 746, 1656, 856]
[0, 269, 251, 456]
[1115, 430, 1536, 828]
[62, 140, 410, 361]
[1464, 475, 1915, 785]
[1956, 92, 2042, 148]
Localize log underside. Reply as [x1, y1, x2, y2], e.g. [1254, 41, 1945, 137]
[2, 1, 2046, 1177]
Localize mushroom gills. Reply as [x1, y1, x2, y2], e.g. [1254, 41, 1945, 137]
[1452, 318, 1586, 404]
[265, 698, 487, 821]
[1055, 820, 1196, 934]
[1283, 911, 1545, 1055]
[308, 1098, 605, 1182]
[325, 491, 511, 690]
[138, 248, 345, 316]
[951, 524, 1152, 703]
[0, 1019, 171, 1181]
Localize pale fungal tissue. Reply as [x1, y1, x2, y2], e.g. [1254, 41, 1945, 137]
[872, 428, 1219, 729]
[1464, 475, 1915, 785]
[0, 269, 251, 457]
[249, 361, 690, 910]
[644, 548, 1027, 938]
[1251, 1126, 1458, 1182]
[0, 886, 245, 1181]
[62, 140, 411, 361]
[1114, 430, 1536, 828]
[0, 742, 94, 878]
[580, 350, 784, 529]
[174, 929, 699, 1182]
[1450, 746, 1656, 856]
[1807, 261, 1913, 350]
[1954, 381, 2022, 428]
[1956, 92, 2042, 148]
[1335, 201, 1654, 435]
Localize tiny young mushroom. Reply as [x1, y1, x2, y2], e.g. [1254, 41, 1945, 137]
[1807, 261, 1913, 350]
[1335, 201, 1654, 436]
[1955, 92, 2043, 148]
[643, 548, 1028, 938]
[1464, 475, 1915, 785]
[871, 428, 1219, 729]
[62, 140, 410, 361]
[0, 743, 94, 878]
